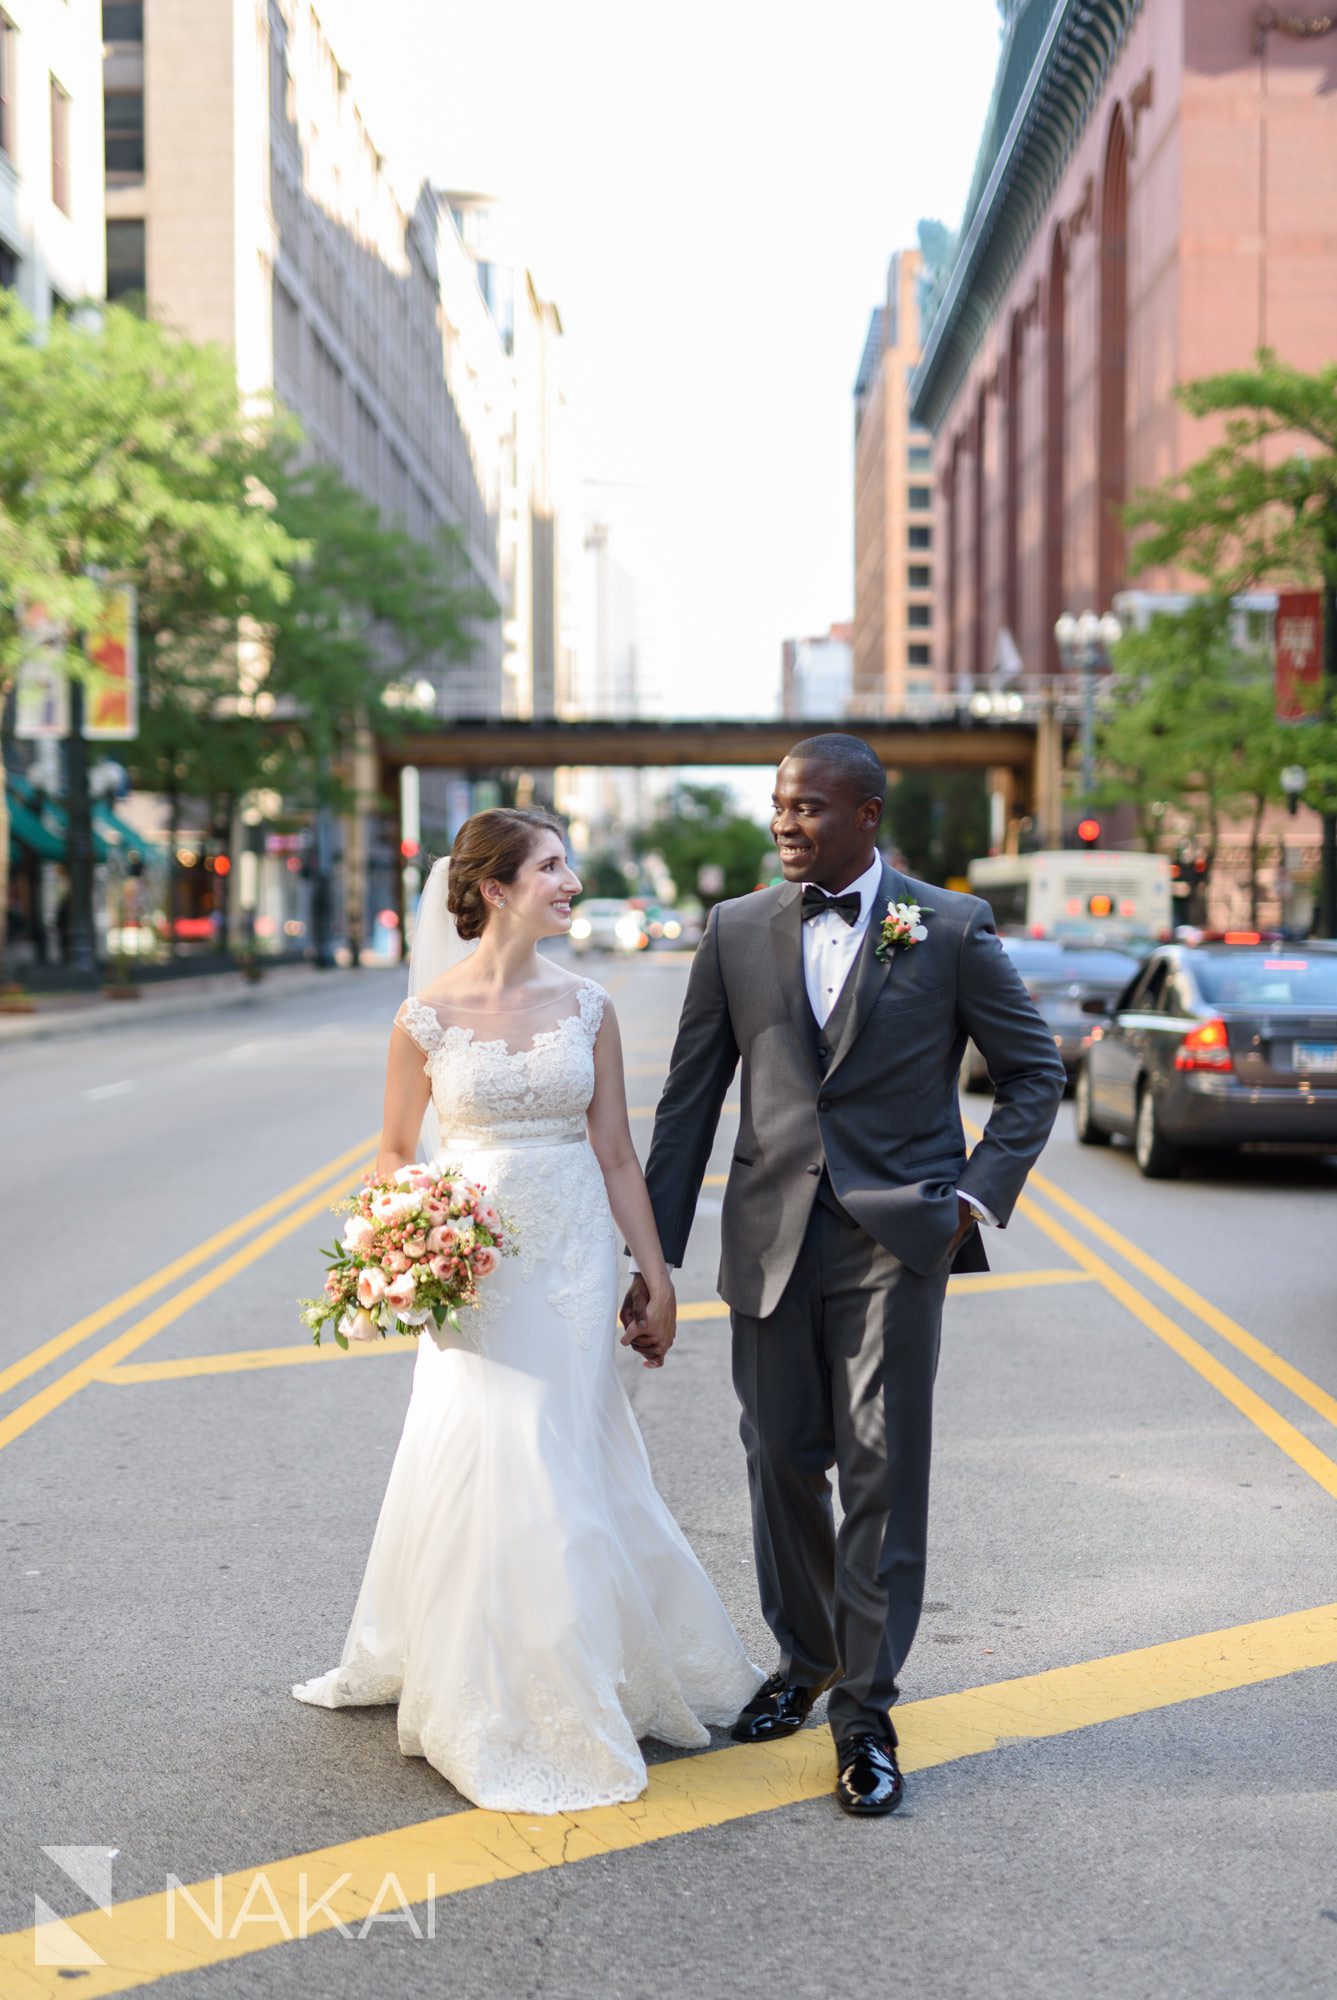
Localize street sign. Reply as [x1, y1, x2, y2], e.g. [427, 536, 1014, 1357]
[83, 585, 138, 740]
[1275, 590, 1324, 723]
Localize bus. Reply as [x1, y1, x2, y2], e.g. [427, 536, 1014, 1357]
[966, 850, 1172, 943]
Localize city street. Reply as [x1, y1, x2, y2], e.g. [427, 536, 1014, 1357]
[2, 949, 1336, 2000]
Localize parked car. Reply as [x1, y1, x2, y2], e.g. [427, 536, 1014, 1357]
[960, 937, 1142, 1091]
[1073, 942, 1337, 1176]
[568, 898, 648, 956]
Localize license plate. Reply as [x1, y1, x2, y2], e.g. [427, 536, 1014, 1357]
[1294, 1041, 1337, 1073]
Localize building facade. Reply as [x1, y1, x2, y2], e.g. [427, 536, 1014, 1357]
[103, 0, 505, 721]
[852, 248, 939, 715]
[0, 0, 105, 318]
[781, 624, 854, 721]
[912, 0, 1337, 690]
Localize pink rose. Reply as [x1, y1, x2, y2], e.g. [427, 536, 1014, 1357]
[420, 1197, 449, 1226]
[428, 1253, 453, 1280]
[385, 1271, 418, 1312]
[356, 1268, 388, 1309]
[471, 1244, 500, 1278]
[426, 1224, 457, 1255]
[381, 1250, 410, 1275]
[475, 1201, 501, 1234]
[342, 1215, 376, 1252]
[402, 1232, 428, 1259]
[448, 1178, 476, 1212]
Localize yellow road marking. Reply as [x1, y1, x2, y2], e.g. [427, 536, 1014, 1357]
[0, 1134, 379, 1404]
[629, 1102, 739, 1118]
[5, 1599, 1335, 1997]
[0, 1161, 374, 1454]
[96, 1269, 1101, 1381]
[1016, 1191, 1337, 1502]
[100, 1340, 412, 1384]
[1026, 1162, 1337, 1433]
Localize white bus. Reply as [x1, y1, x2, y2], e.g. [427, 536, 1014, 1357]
[967, 850, 1172, 943]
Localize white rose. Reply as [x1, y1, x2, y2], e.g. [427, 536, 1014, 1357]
[337, 1307, 381, 1344]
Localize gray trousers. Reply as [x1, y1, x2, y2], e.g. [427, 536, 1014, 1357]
[730, 1197, 949, 1747]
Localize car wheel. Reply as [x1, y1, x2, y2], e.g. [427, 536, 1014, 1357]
[1134, 1082, 1182, 1179]
[1073, 1064, 1111, 1146]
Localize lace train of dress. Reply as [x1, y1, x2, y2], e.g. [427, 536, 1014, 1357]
[292, 979, 763, 1813]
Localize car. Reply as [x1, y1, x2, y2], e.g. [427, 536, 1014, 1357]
[643, 905, 703, 951]
[960, 936, 1142, 1091]
[1073, 942, 1337, 1177]
[567, 898, 648, 956]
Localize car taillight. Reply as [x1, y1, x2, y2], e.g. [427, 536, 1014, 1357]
[1174, 1018, 1234, 1072]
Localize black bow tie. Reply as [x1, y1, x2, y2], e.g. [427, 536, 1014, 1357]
[801, 886, 862, 927]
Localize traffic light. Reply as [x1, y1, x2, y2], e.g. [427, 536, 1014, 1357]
[400, 837, 420, 860]
[1076, 818, 1101, 848]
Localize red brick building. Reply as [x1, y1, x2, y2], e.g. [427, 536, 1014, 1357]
[912, 0, 1337, 688]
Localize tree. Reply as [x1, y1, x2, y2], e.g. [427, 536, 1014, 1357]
[632, 783, 772, 906]
[884, 770, 988, 881]
[1126, 351, 1337, 925]
[1096, 599, 1312, 918]
[0, 295, 300, 978]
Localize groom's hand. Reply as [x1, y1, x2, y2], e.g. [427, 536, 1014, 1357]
[619, 1274, 675, 1368]
[948, 1194, 976, 1255]
[619, 1273, 650, 1332]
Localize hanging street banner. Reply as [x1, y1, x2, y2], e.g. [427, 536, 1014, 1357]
[12, 584, 139, 740]
[1274, 590, 1324, 724]
[83, 583, 138, 740]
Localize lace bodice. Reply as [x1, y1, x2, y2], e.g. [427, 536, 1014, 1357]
[396, 977, 608, 1148]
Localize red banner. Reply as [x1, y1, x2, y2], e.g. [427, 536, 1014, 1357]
[1275, 590, 1324, 723]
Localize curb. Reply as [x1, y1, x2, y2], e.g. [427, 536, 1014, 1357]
[0, 965, 348, 1047]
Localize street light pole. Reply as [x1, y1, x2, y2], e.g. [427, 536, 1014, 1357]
[1054, 608, 1122, 817]
[64, 674, 98, 985]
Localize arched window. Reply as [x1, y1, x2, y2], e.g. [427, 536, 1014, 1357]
[1044, 226, 1066, 675]
[1098, 105, 1129, 607]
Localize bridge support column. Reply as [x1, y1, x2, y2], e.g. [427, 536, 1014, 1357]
[986, 766, 1022, 856]
[1034, 694, 1065, 848]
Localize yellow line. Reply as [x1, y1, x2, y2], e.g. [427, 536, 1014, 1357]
[0, 1134, 379, 1403]
[1016, 1190, 1337, 1502]
[629, 1102, 739, 1118]
[6, 1599, 1335, 1996]
[100, 1340, 412, 1384]
[0, 1162, 374, 1455]
[1026, 1162, 1337, 1433]
[949, 1267, 1094, 1295]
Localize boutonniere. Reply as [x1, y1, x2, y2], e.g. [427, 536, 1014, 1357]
[874, 900, 931, 962]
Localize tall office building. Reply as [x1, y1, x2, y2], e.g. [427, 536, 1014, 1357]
[851, 248, 939, 715]
[0, 0, 105, 317]
[101, 0, 505, 718]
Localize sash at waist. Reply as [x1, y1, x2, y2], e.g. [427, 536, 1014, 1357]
[434, 1125, 586, 1155]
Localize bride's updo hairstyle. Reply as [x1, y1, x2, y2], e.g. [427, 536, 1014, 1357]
[446, 807, 567, 940]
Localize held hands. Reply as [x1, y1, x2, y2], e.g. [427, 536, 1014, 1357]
[618, 1273, 677, 1369]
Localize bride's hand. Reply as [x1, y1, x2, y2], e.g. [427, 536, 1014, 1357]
[619, 1279, 676, 1369]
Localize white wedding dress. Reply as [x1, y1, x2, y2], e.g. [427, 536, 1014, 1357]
[292, 977, 762, 1813]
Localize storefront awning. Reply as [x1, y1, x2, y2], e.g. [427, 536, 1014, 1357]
[6, 793, 65, 863]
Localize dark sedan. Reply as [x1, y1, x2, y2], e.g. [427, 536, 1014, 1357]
[961, 937, 1142, 1091]
[1074, 943, 1337, 1176]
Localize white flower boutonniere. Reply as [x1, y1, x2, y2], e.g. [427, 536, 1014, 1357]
[875, 899, 930, 963]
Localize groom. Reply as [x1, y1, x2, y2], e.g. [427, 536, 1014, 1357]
[621, 733, 1065, 1815]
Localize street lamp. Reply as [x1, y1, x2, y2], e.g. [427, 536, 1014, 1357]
[1281, 764, 1307, 817]
[1055, 608, 1122, 804]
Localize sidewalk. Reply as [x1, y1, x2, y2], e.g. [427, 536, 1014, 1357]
[0, 961, 346, 1046]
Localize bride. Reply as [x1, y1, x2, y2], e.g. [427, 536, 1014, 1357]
[292, 806, 762, 1812]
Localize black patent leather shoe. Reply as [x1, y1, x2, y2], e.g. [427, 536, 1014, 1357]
[730, 1670, 819, 1743]
[835, 1732, 904, 1816]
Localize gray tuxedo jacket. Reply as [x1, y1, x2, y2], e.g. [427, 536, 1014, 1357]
[642, 860, 1067, 1318]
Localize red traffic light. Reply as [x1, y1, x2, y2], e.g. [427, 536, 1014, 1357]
[213, 854, 232, 877]
[1076, 818, 1100, 847]
[399, 838, 420, 860]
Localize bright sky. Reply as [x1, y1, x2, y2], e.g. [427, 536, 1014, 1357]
[328, 0, 1003, 727]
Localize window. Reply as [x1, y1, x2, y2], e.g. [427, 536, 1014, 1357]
[104, 89, 143, 178]
[102, 3, 143, 40]
[908, 485, 932, 512]
[0, 236, 16, 290]
[105, 217, 145, 299]
[908, 604, 931, 629]
[909, 525, 932, 550]
[908, 644, 931, 668]
[0, 14, 14, 161]
[908, 564, 931, 589]
[907, 444, 932, 470]
[50, 77, 70, 213]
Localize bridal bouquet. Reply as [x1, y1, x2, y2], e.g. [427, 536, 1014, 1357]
[301, 1164, 513, 1348]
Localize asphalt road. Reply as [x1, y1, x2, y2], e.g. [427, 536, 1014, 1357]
[2, 949, 1336, 2000]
